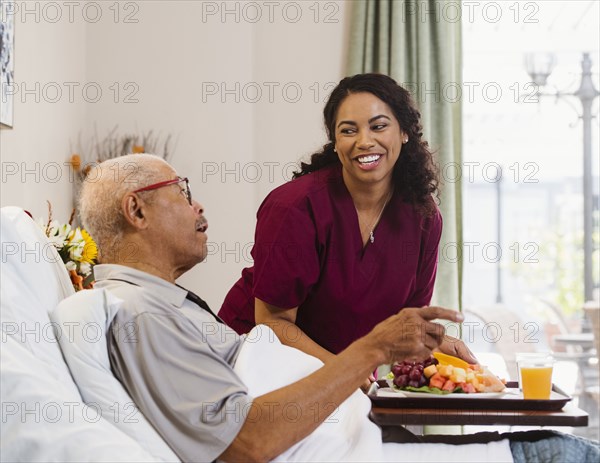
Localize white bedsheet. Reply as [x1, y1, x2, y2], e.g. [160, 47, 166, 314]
[233, 325, 514, 463]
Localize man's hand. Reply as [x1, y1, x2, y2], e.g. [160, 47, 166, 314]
[360, 374, 376, 393]
[364, 306, 464, 365]
[438, 336, 478, 365]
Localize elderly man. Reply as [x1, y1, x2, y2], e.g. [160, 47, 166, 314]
[79, 155, 597, 463]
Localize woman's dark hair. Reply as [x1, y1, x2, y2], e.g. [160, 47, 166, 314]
[294, 73, 439, 216]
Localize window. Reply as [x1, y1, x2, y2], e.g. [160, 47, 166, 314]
[462, 0, 599, 437]
[463, 0, 599, 331]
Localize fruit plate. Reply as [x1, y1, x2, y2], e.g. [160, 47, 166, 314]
[379, 390, 507, 399]
[368, 381, 572, 411]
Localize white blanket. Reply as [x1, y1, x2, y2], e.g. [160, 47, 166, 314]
[233, 325, 514, 463]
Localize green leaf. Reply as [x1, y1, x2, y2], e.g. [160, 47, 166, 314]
[401, 385, 451, 395]
[82, 273, 95, 288]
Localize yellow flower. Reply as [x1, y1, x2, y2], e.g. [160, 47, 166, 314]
[80, 229, 98, 264]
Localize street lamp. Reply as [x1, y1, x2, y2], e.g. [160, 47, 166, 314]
[525, 52, 599, 302]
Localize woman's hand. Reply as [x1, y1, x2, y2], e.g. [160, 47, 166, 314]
[437, 336, 478, 365]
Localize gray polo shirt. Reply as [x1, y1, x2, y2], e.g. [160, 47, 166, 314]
[95, 264, 252, 463]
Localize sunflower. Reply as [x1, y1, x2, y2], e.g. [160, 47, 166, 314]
[80, 229, 98, 264]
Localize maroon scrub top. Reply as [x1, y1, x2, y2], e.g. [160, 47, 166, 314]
[219, 164, 443, 354]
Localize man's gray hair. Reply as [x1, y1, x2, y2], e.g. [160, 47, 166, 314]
[79, 154, 170, 260]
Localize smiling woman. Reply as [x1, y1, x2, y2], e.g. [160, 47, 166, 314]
[218, 74, 456, 385]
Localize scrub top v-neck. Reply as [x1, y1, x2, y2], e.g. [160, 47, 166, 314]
[219, 164, 443, 354]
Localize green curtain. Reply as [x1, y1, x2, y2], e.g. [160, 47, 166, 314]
[347, 0, 463, 311]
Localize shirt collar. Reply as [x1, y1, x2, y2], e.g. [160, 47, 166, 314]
[93, 264, 188, 308]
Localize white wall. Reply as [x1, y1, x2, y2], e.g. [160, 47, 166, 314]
[1, 1, 350, 308]
[83, 1, 350, 307]
[0, 4, 87, 220]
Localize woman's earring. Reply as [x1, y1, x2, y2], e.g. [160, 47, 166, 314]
[403, 137, 408, 144]
[333, 147, 337, 153]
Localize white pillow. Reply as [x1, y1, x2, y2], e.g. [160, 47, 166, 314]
[0, 206, 79, 396]
[1, 334, 158, 462]
[52, 289, 180, 463]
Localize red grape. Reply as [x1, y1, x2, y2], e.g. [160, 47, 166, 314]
[393, 374, 409, 388]
[400, 365, 412, 375]
[409, 369, 422, 381]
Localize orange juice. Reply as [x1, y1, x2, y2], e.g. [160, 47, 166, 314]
[520, 366, 553, 399]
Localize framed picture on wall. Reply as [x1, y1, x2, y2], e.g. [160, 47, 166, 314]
[1, 0, 15, 128]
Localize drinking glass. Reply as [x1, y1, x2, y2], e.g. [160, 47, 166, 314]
[518, 355, 554, 400]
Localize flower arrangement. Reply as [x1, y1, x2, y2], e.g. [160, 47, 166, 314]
[38, 202, 98, 291]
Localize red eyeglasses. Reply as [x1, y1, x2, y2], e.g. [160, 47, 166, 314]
[132, 177, 192, 205]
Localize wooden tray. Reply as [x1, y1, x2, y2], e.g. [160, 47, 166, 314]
[368, 381, 571, 411]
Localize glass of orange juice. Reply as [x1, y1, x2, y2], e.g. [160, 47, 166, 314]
[518, 355, 554, 400]
[515, 352, 552, 391]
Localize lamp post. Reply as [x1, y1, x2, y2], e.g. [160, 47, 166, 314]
[525, 52, 599, 302]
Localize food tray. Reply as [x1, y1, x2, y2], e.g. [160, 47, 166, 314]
[368, 381, 572, 411]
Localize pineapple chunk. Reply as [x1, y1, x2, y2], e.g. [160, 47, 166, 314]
[423, 364, 438, 378]
[453, 367, 467, 377]
[450, 367, 467, 383]
[437, 364, 454, 378]
[450, 371, 467, 384]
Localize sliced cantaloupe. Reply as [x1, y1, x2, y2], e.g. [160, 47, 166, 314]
[433, 352, 471, 370]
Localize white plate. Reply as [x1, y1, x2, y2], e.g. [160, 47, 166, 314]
[376, 387, 507, 399]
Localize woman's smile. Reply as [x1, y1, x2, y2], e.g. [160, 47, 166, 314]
[355, 153, 384, 170]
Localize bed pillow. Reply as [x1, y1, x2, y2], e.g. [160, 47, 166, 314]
[52, 289, 180, 462]
[0, 206, 79, 396]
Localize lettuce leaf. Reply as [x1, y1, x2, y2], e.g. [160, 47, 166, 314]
[395, 385, 465, 395]
[402, 385, 450, 395]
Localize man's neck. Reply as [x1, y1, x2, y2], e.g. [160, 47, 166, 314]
[102, 241, 184, 283]
[116, 261, 180, 284]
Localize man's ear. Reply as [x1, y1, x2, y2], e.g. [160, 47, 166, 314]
[122, 192, 149, 229]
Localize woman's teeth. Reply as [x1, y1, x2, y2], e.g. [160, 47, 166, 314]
[357, 154, 381, 164]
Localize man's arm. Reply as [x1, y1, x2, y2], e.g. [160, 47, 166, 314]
[219, 306, 463, 462]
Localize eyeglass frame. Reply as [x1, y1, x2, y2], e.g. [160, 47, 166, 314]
[132, 177, 192, 205]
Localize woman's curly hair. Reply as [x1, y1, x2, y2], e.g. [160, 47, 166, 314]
[294, 73, 439, 216]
